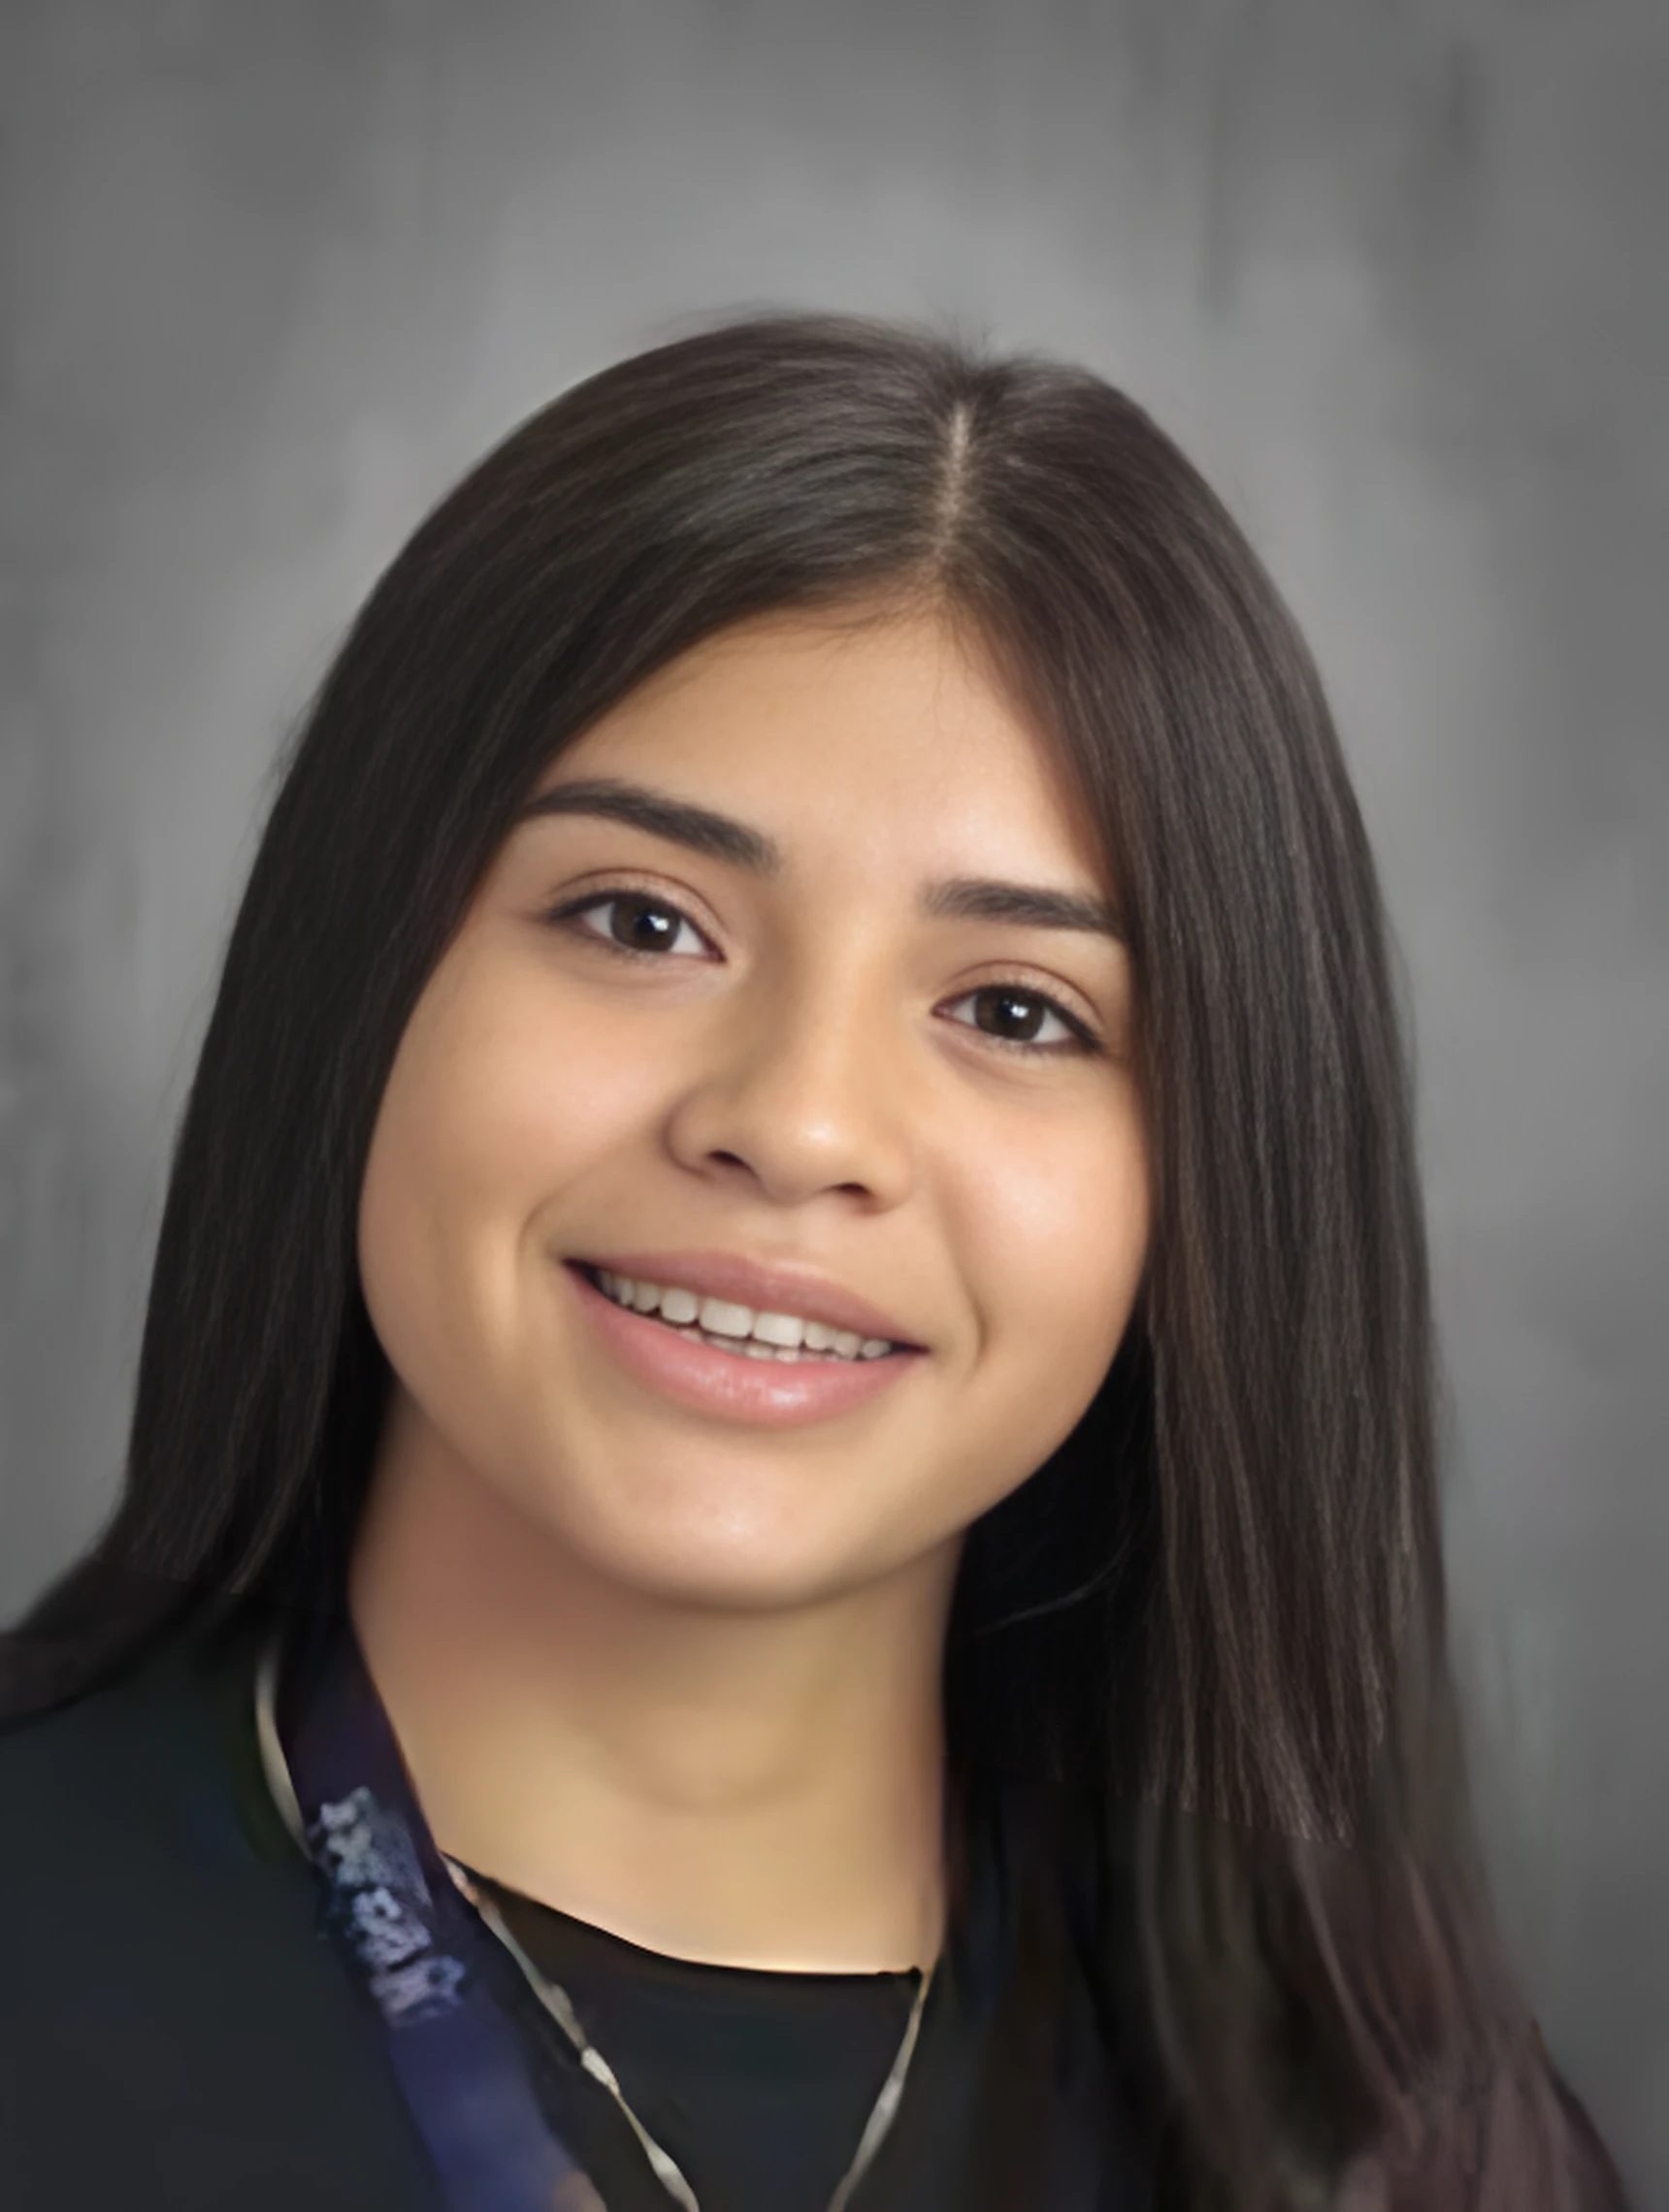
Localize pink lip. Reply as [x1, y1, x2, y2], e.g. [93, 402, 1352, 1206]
[564, 1261, 926, 1429]
[573, 1248, 923, 1350]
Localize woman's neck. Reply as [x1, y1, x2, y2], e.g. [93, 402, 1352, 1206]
[345, 1428, 958, 1974]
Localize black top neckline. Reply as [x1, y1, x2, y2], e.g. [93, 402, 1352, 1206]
[451, 1858, 926, 1992]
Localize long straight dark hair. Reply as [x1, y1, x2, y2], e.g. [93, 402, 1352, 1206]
[3, 309, 1627, 2210]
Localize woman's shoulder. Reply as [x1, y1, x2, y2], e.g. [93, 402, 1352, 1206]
[0, 1611, 203, 1800]
[0, 1594, 450, 2209]
[0, 1590, 297, 1899]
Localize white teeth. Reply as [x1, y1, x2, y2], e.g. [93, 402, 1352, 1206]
[591, 1268, 899, 1359]
[675, 1326, 803, 1362]
[751, 1310, 805, 1349]
[696, 1295, 753, 1338]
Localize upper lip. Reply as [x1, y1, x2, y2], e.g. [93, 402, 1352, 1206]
[572, 1249, 925, 1349]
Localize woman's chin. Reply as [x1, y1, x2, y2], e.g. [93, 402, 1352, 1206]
[532, 1502, 868, 1615]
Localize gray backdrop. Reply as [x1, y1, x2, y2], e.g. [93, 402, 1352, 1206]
[3, 2, 1663, 2198]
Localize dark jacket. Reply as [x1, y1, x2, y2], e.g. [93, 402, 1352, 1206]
[0, 1595, 1631, 2212]
[0, 1600, 455, 2209]
[0, 1595, 1147, 2211]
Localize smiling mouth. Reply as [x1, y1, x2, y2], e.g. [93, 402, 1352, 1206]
[570, 1261, 912, 1363]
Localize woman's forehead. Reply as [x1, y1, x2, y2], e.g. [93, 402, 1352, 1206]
[536, 607, 1111, 890]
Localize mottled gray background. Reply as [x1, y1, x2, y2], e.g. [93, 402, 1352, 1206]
[2, 0, 1663, 2196]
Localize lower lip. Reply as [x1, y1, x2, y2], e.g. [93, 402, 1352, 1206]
[563, 1262, 926, 1429]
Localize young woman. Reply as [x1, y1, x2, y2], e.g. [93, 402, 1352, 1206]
[0, 310, 1631, 2212]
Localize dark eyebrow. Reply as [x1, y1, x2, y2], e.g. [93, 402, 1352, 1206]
[515, 776, 1126, 943]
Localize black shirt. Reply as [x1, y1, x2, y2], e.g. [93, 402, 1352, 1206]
[0, 1594, 1152, 2210]
[451, 1761, 1144, 2212]
[455, 1867, 937, 2210]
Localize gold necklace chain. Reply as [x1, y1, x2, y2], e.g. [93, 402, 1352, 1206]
[252, 1633, 936, 2212]
[442, 1855, 934, 2212]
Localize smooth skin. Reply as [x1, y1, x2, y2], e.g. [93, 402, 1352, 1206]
[348, 604, 1152, 1973]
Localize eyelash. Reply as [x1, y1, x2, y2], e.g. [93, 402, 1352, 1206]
[540, 883, 1104, 1060]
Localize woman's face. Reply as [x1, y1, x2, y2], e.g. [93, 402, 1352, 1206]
[357, 605, 1151, 1610]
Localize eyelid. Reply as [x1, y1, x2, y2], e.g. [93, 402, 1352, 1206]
[544, 871, 723, 951]
[540, 877, 1107, 1055]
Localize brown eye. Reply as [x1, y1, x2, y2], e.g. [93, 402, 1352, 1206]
[548, 889, 710, 960]
[941, 983, 1098, 1057]
[544, 887, 1100, 1059]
